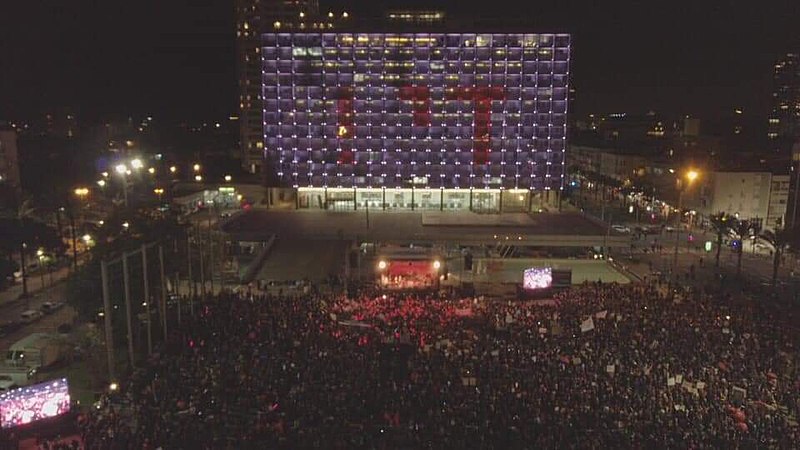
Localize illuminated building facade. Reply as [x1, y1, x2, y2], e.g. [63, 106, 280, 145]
[262, 32, 571, 211]
[235, 0, 321, 173]
[768, 53, 800, 153]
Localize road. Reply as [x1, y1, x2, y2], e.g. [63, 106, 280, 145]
[567, 192, 799, 283]
[0, 301, 76, 351]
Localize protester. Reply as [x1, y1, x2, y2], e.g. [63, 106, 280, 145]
[80, 282, 799, 449]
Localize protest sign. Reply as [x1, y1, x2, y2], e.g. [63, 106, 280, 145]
[580, 317, 595, 333]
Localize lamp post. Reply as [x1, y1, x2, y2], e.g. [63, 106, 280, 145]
[791, 147, 800, 227]
[73, 187, 89, 230]
[115, 164, 129, 207]
[36, 249, 45, 290]
[673, 169, 699, 271]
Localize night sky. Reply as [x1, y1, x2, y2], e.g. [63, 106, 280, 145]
[1, 0, 798, 124]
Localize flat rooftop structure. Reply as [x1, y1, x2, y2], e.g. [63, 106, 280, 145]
[222, 210, 629, 247]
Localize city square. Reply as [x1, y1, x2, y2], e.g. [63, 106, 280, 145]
[0, 1, 799, 449]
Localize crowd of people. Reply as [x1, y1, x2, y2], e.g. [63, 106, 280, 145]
[73, 281, 798, 449]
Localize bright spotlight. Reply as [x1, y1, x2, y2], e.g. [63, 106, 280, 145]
[378, 260, 387, 270]
[130, 159, 143, 169]
[433, 260, 441, 270]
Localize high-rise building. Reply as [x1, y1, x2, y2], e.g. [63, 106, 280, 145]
[768, 53, 800, 153]
[262, 32, 571, 211]
[235, 0, 321, 173]
[0, 127, 22, 194]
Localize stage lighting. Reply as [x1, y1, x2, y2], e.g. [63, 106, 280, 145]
[378, 260, 387, 270]
[433, 260, 441, 270]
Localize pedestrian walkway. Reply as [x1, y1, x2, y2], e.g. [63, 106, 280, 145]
[0, 265, 71, 306]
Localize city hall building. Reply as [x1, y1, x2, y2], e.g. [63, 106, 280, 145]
[262, 31, 570, 212]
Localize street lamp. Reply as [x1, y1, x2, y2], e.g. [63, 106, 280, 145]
[114, 164, 129, 207]
[224, 175, 232, 182]
[154, 187, 164, 202]
[97, 179, 106, 188]
[147, 167, 155, 175]
[673, 169, 701, 270]
[36, 249, 45, 289]
[130, 158, 143, 170]
[170, 166, 177, 174]
[194, 175, 203, 182]
[74, 187, 89, 198]
[193, 163, 201, 172]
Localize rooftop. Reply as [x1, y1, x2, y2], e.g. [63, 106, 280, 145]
[222, 210, 628, 247]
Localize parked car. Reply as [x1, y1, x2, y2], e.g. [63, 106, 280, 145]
[611, 225, 631, 233]
[19, 310, 43, 324]
[40, 301, 63, 314]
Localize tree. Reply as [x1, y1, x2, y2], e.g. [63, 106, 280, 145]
[0, 196, 69, 298]
[709, 213, 733, 268]
[0, 257, 19, 290]
[0, 197, 37, 297]
[64, 207, 187, 321]
[759, 226, 800, 286]
[730, 219, 752, 277]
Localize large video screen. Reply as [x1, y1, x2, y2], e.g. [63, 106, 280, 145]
[262, 33, 570, 189]
[0, 378, 70, 428]
[523, 267, 553, 290]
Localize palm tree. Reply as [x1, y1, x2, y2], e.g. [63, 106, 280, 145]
[709, 213, 733, 268]
[730, 219, 752, 277]
[0, 197, 37, 297]
[0, 197, 64, 301]
[759, 226, 800, 286]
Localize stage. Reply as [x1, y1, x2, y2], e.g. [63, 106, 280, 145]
[378, 259, 441, 290]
